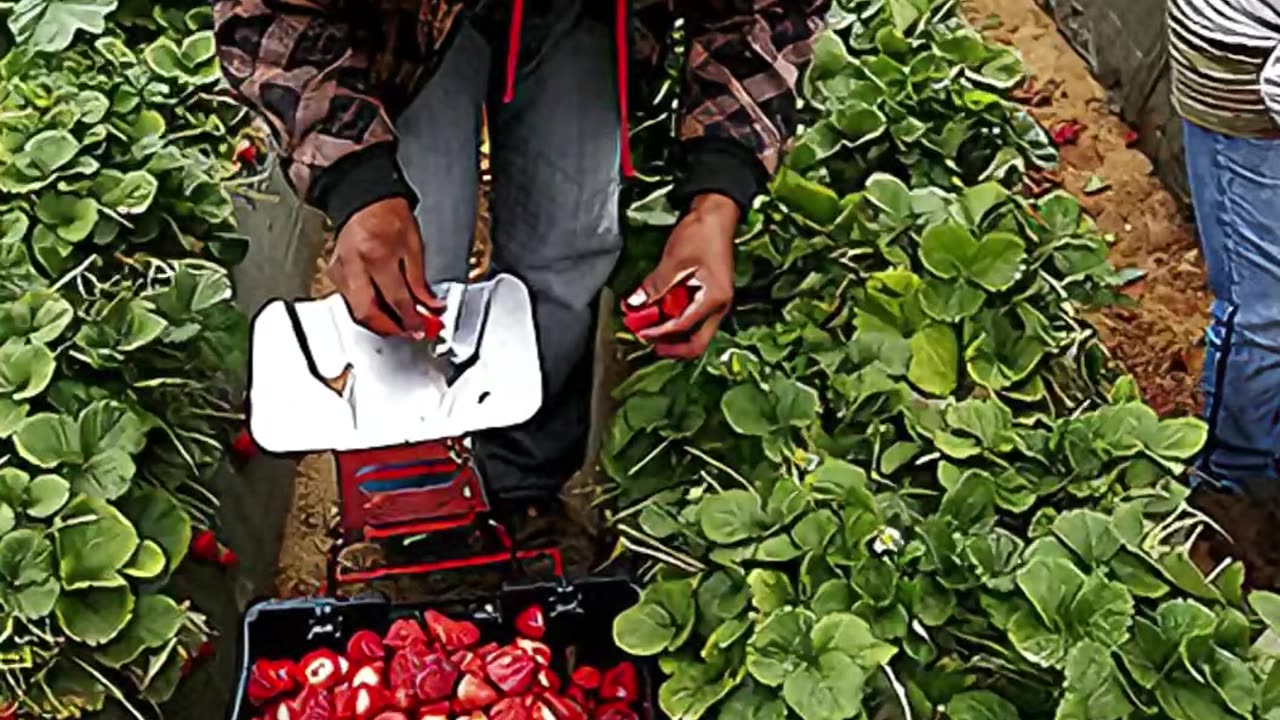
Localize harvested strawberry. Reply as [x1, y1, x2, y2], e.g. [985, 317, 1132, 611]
[598, 663, 636, 704]
[565, 686, 589, 709]
[476, 642, 501, 661]
[389, 644, 431, 690]
[416, 701, 450, 720]
[190, 529, 219, 562]
[592, 704, 637, 720]
[414, 653, 460, 702]
[249, 659, 298, 706]
[236, 139, 260, 167]
[621, 304, 660, 335]
[373, 714, 408, 720]
[514, 605, 546, 640]
[295, 686, 336, 720]
[351, 663, 384, 688]
[300, 649, 344, 689]
[271, 699, 297, 720]
[514, 639, 551, 666]
[454, 673, 499, 712]
[348, 630, 385, 665]
[451, 649, 485, 675]
[231, 427, 257, 460]
[484, 646, 536, 694]
[384, 619, 428, 650]
[534, 666, 561, 693]
[569, 667, 600, 691]
[424, 610, 480, 650]
[540, 694, 587, 720]
[389, 685, 415, 712]
[660, 284, 692, 321]
[491, 698, 532, 720]
[354, 686, 389, 720]
[420, 311, 445, 342]
[334, 685, 357, 720]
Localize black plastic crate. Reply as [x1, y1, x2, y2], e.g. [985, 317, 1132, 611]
[229, 577, 656, 720]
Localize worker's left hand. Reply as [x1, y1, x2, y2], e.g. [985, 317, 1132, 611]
[626, 193, 739, 359]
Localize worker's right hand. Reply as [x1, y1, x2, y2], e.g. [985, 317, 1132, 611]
[327, 197, 444, 337]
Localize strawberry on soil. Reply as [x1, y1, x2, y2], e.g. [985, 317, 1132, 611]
[244, 605, 640, 720]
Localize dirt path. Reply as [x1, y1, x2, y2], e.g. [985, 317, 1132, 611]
[965, 0, 1209, 417]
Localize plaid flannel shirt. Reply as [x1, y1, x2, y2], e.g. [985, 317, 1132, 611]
[212, 0, 829, 227]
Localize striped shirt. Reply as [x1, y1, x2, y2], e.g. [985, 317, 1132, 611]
[1169, 0, 1280, 136]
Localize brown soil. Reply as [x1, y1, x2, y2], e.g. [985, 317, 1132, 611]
[964, 0, 1210, 419]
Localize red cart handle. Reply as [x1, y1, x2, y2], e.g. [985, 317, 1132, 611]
[620, 280, 697, 334]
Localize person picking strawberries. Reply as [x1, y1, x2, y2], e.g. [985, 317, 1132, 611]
[211, 0, 828, 512]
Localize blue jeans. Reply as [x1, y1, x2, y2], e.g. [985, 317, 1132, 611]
[1184, 120, 1280, 485]
[395, 11, 622, 501]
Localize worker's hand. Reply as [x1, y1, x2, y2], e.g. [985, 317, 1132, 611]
[328, 197, 444, 337]
[626, 193, 739, 359]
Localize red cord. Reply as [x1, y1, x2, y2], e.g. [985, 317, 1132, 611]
[503, 0, 526, 103]
[615, 0, 635, 176]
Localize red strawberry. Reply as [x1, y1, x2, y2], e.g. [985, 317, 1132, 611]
[659, 284, 691, 320]
[534, 666, 560, 693]
[565, 686, 589, 709]
[1124, 129, 1140, 147]
[219, 547, 239, 567]
[540, 694, 587, 720]
[354, 686, 389, 720]
[348, 630, 385, 665]
[416, 701, 450, 720]
[491, 698, 532, 720]
[451, 649, 484, 676]
[621, 305, 660, 335]
[248, 659, 298, 706]
[424, 610, 481, 650]
[514, 639, 551, 666]
[333, 685, 357, 720]
[570, 667, 600, 691]
[373, 713, 408, 720]
[389, 685, 415, 712]
[196, 640, 216, 661]
[300, 649, 343, 689]
[295, 686, 336, 720]
[514, 605, 546, 640]
[272, 700, 297, 720]
[236, 140, 260, 167]
[476, 642, 501, 661]
[0, 703, 15, 720]
[454, 674, 499, 711]
[231, 428, 257, 459]
[593, 704, 637, 720]
[384, 619, 428, 650]
[1050, 120, 1085, 146]
[190, 529, 219, 562]
[420, 311, 445, 342]
[414, 653, 459, 702]
[484, 646, 535, 694]
[598, 664, 636, 703]
[351, 663, 384, 688]
[389, 645, 430, 690]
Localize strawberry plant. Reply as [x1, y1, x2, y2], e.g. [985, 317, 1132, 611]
[0, 1, 255, 716]
[606, 0, 1280, 719]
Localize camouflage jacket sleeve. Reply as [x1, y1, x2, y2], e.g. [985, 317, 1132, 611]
[671, 0, 830, 213]
[211, 0, 443, 228]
